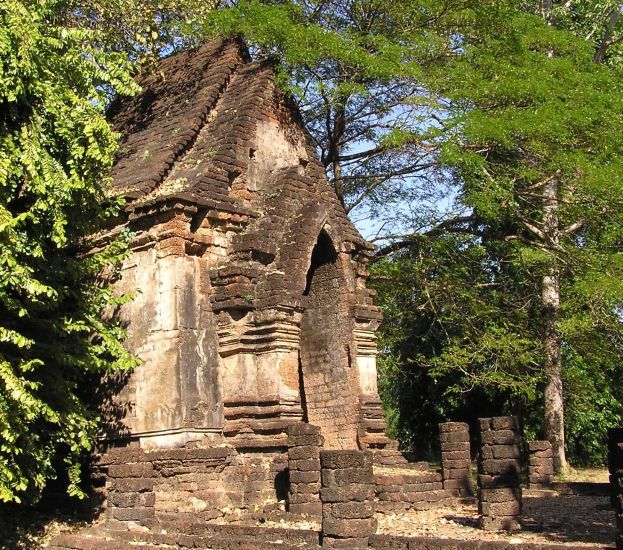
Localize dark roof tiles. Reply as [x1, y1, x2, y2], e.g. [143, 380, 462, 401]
[108, 37, 369, 251]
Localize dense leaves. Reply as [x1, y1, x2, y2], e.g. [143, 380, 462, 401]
[0, 0, 139, 503]
[202, 0, 472, 231]
[373, 4, 623, 466]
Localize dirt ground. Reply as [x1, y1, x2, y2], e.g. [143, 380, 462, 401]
[563, 468, 610, 484]
[376, 489, 616, 547]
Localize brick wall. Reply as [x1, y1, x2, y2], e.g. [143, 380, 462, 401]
[100, 448, 155, 524]
[299, 232, 359, 450]
[99, 446, 289, 522]
[288, 422, 323, 516]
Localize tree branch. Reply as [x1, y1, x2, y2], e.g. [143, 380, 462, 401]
[374, 215, 477, 258]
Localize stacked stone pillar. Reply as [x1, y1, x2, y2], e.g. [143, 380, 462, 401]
[103, 448, 155, 524]
[320, 450, 377, 548]
[477, 417, 522, 531]
[439, 422, 473, 497]
[527, 441, 554, 488]
[608, 428, 623, 550]
[287, 423, 323, 515]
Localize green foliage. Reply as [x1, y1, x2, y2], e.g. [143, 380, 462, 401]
[0, 0, 139, 504]
[522, 0, 623, 66]
[62, 0, 216, 66]
[200, 0, 623, 465]
[373, 4, 623, 464]
[371, 235, 538, 457]
[201, 0, 472, 223]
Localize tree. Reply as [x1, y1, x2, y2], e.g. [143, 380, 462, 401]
[203, 1, 623, 470]
[371, 234, 542, 458]
[521, 1, 623, 65]
[202, 0, 476, 234]
[60, 0, 217, 66]
[0, 0, 140, 503]
[411, 4, 623, 471]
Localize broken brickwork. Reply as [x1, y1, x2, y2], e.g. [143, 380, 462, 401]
[440, 422, 473, 497]
[98, 446, 289, 522]
[320, 450, 377, 548]
[608, 428, 623, 550]
[100, 448, 155, 524]
[102, 36, 387, 454]
[477, 417, 522, 531]
[95, 36, 393, 517]
[527, 441, 554, 488]
[288, 422, 323, 516]
[374, 467, 449, 512]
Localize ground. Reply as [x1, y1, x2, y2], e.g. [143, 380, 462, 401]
[0, 468, 615, 549]
[375, 491, 614, 547]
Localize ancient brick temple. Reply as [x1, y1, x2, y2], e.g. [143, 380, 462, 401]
[98, 36, 390, 515]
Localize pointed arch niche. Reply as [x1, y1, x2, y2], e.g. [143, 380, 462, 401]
[298, 229, 359, 449]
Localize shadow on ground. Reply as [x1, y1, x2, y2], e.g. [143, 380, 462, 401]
[0, 493, 98, 550]
[443, 491, 615, 546]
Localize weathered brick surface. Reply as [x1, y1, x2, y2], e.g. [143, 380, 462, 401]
[93, 35, 405, 527]
[608, 428, 623, 550]
[373, 469, 451, 513]
[477, 417, 522, 531]
[101, 36, 389, 460]
[98, 445, 291, 521]
[440, 422, 473, 497]
[368, 533, 607, 549]
[320, 450, 376, 548]
[288, 422, 323, 516]
[527, 441, 553, 488]
[101, 447, 155, 523]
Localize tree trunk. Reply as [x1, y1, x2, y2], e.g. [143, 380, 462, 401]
[594, 8, 620, 64]
[538, 0, 568, 475]
[542, 178, 568, 473]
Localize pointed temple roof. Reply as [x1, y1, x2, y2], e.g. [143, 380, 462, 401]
[108, 37, 364, 245]
[107, 37, 378, 315]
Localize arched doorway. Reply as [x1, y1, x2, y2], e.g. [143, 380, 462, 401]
[298, 230, 359, 449]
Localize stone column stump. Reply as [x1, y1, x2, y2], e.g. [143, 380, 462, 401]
[320, 450, 377, 548]
[527, 441, 554, 488]
[477, 417, 522, 531]
[288, 422, 323, 515]
[439, 422, 473, 497]
[103, 448, 155, 524]
[608, 428, 623, 550]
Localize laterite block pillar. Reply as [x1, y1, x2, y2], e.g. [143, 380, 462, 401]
[320, 450, 377, 548]
[608, 428, 623, 550]
[440, 422, 473, 497]
[477, 417, 522, 531]
[102, 448, 155, 524]
[288, 422, 323, 516]
[527, 440, 554, 488]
